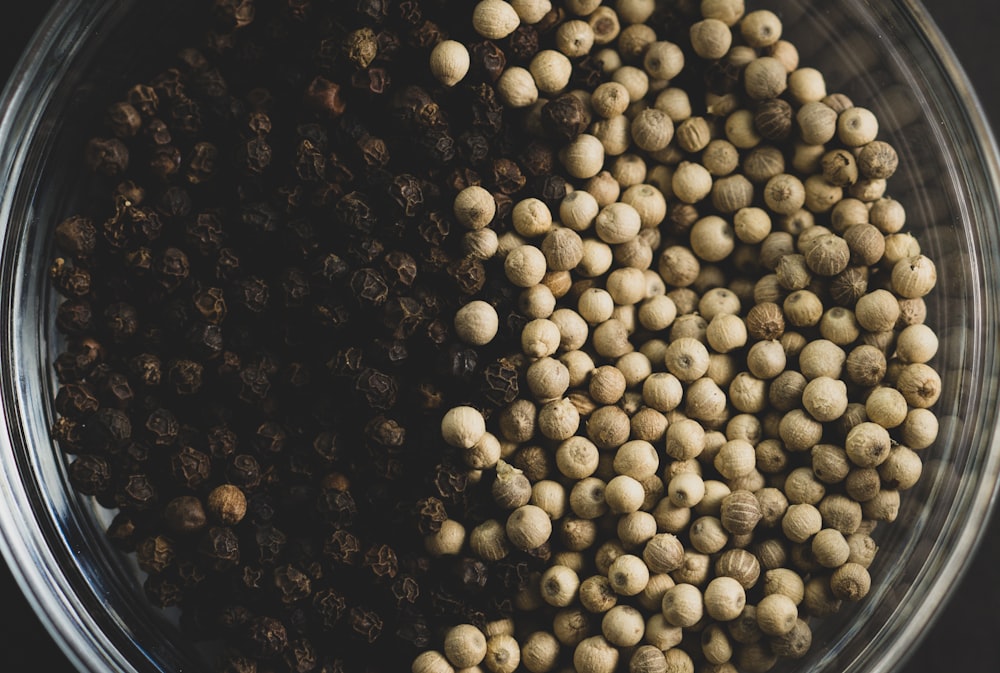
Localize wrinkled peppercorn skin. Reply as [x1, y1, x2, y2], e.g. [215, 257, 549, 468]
[45, 1, 550, 671]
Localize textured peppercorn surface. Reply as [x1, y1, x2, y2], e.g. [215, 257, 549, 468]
[44, 1, 577, 670]
[38, 1, 955, 673]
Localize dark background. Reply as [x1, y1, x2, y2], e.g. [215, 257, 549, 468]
[1, 2, 998, 672]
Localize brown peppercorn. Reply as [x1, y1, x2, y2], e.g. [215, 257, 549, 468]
[746, 302, 786, 341]
[161, 495, 206, 534]
[857, 140, 899, 179]
[207, 484, 247, 525]
[754, 98, 793, 141]
[720, 490, 762, 535]
[804, 233, 851, 276]
[821, 148, 859, 187]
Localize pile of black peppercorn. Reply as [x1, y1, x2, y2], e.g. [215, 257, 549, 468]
[47, 1, 573, 671]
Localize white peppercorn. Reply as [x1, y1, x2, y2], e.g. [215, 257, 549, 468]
[493, 461, 533, 510]
[661, 582, 704, 628]
[540, 564, 581, 608]
[641, 40, 685, 81]
[453, 185, 497, 231]
[663, 648, 696, 673]
[531, 49, 573, 94]
[846, 533, 879, 568]
[483, 634, 521, 673]
[606, 266, 647, 305]
[664, 337, 711, 383]
[595, 202, 642, 244]
[781, 503, 823, 543]
[562, 133, 606, 179]
[666, 471, 705, 509]
[505, 244, 548, 288]
[706, 313, 748, 354]
[519, 285, 556, 320]
[765, 36, 799, 71]
[579, 575, 618, 614]
[631, 108, 675, 152]
[519, 631, 560, 673]
[629, 645, 668, 673]
[538, 397, 582, 441]
[590, 318, 631, 360]
[601, 604, 645, 647]
[425, 519, 467, 557]
[497, 66, 539, 108]
[454, 300, 501, 346]
[703, 140, 740, 178]
[738, 7, 781, 45]
[569, 477, 609, 520]
[691, 515, 730, 555]
[704, 576, 747, 621]
[690, 18, 733, 59]
[445, 624, 489, 669]
[712, 174, 756, 214]
[803, 174, 843, 213]
[519, 318, 559, 359]
[845, 421, 892, 468]
[754, 439, 788, 477]
[441, 406, 487, 450]
[658, 244, 701, 287]
[552, 608, 591, 650]
[717, 490, 761, 536]
[743, 341, 784, 382]
[864, 386, 907, 429]
[818, 494, 863, 535]
[573, 636, 619, 673]
[684, 377, 726, 428]
[688, 215, 735, 263]
[673, 549, 713, 586]
[849, 177, 887, 202]
[507, 504, 553, 551]
[799, 376, 848, 423]
[744, 57, 787, 100]
[469, 519, 509, 561]
[892, 255, 937, 298]
[714, 439, 756, 480]
[413, 650, 456, 673]
[725, 109, 763, 149]
[900, 407, 939, 450]
[830, 562, 872, 602]
[605, 475, 647, 514]
[428, 40, 472, 89]
[672, 161, 714, 204]
[799, 338, 846, 379]
[755, 593, 798, 636]
[612, 65, 650, 102]
[788, 66, 827, 103]
[763, 173, 806, 215]
[463, 228, 500, 261]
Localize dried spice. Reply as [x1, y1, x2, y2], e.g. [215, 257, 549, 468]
[45, 1, 943, 673]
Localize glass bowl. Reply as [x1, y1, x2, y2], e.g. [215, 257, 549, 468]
[1, 1, 999, 672]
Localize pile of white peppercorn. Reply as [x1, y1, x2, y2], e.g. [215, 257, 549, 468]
[418, 1, 942, 672]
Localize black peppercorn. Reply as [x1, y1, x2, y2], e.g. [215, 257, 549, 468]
[68, 454, 114, 496]
[201, 526, 242, 572]
[84, 137, 130, 175]
[542, 93, 590, 142]
[245, 615, 288, 659]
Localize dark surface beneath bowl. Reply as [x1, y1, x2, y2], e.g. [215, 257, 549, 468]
[1, 2, 998, 672]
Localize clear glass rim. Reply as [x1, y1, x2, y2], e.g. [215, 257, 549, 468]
[0, 2, 998, 673]
[863, 2, 1000, 665]
[0, 1, 146, 671]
